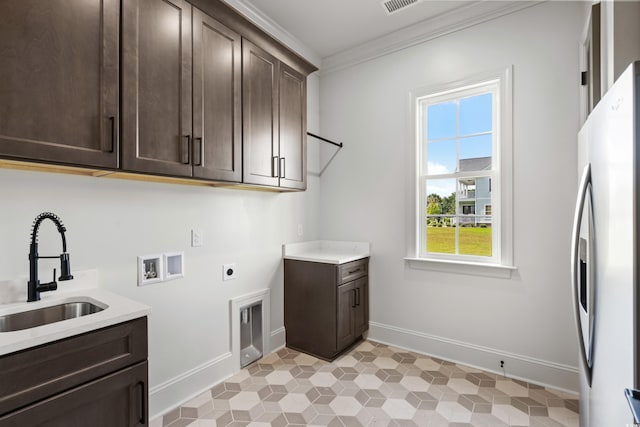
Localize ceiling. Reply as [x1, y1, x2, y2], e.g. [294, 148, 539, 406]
[239, 0, 477, 58]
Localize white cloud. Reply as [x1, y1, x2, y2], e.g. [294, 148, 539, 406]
[427, 161, 450, 175]
[426, 178, 456, 198]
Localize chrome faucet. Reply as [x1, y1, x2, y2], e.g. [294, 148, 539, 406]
[27, 212, 74, 302]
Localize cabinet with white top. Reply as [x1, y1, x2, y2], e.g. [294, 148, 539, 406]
[283, 241, 370, 361]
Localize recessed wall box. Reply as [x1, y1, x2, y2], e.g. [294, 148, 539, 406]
[138, 255, 163, 286]
[164, 252, 184, 281]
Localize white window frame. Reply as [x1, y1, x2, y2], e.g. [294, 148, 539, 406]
[405, 67, 515, 278]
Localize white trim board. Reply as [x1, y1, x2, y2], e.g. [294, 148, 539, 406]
[149, 321, 577, 421]
[149, 327, 286, 421]
[149, 352, 234, 420]
[270, 326, 286, 351]
[321, 1, 541, 75]
[368, 321, 579, 394]
[220, 0, 322, 68]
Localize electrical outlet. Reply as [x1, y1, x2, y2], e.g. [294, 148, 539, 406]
[297, 223, 304, 236]
[191, 229, 203, 247]
[500, 360, 505, 368]
[223, 263, 237, 281]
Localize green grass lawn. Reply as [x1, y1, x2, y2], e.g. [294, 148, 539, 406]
[426, 226, 492, 256]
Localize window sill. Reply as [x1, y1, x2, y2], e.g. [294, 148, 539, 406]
[404, 257, 516, 279]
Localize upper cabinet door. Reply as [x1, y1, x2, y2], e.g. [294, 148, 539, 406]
[192, 9, 242, 182]
[0, 0, 119, 168]
[242, 39, 280, 187]
[121, 0, 193, 177]
[278, 64, 307, 190]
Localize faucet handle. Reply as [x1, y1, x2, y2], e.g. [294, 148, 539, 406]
[37, 269, 58, 293]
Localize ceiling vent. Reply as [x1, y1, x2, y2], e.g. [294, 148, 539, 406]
[381, 0, 422, 15]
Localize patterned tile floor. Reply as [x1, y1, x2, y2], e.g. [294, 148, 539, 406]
[152, 341, 579, 427]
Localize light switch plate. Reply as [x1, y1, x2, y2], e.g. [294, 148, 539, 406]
[191, 229, 203, 247]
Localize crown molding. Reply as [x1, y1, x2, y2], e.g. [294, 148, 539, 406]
[321, 1, 543, 75]
[221, 0, 322, 70]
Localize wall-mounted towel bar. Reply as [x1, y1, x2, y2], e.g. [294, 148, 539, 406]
[307, 132, 343, 148]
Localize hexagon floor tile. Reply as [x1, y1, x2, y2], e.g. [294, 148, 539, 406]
[153, 341, 578, 427]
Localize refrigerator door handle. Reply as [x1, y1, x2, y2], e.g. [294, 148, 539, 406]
[571, 163, 592, 386]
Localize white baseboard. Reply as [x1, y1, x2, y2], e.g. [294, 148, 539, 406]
[368, 321, 579, 394]
[148, 352, 234, 420]
[271, 326, 285, 351]
[150, 322, 577, 422]
[149, 327, 287, 421]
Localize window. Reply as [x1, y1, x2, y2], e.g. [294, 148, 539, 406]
[408, 68, 514, 273]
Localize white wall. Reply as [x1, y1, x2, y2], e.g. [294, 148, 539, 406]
[0, 73, 321, 418]
[319, 2, 583, 391]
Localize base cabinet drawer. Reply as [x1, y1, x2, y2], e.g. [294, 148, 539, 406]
[0, 361, 148, 427]
[338, 259, 368, 283]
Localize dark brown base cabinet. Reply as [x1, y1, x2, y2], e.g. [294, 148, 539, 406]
[284, 258, 369, 361]
[0, 317, 148, 426]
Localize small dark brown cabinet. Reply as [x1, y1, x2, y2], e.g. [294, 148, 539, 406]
[0, 0, 119, 168]
[243, 40, 307, 190]
[121, 0, 243, 181]
[284, 258, 369, 360]
[121, 0, 194, 177]
[192, 8, 242, 182]
[0, 317, 148, 426]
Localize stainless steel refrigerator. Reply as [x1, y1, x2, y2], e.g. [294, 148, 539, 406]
[572, 61, 639, 426]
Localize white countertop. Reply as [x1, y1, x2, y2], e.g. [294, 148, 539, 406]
[283, 240, 370, 264]
[0, 287, 151, 356]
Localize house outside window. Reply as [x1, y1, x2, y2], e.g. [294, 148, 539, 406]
[409, 68, 514, 272]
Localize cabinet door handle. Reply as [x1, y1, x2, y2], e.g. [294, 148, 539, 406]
[348, 268, 361, 275]
[280, 157, 286, 178]
[194, 137, 203, 166]
[352, 289, 357, 308]
[356, 287, 361, 306]
[272, 156, 279, 177]
[137, 381, 146, 424]
[108, 116, 115, 153]
[182, 135, 191, 164]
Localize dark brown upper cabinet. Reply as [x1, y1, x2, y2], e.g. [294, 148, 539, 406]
[242, 40, 307, 190]
[242, 40, 279, 188]
[121, 0, 193, 177]
[122, 0, 242, 181]
[192, 8, 242, 182]
[0, 0, 316, 190]
[279, 63, 307, 190]
[0, 0, 119, 168]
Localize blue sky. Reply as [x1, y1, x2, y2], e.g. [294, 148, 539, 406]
[425, 93, 493, 196]
[426, 93, 492, 173]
